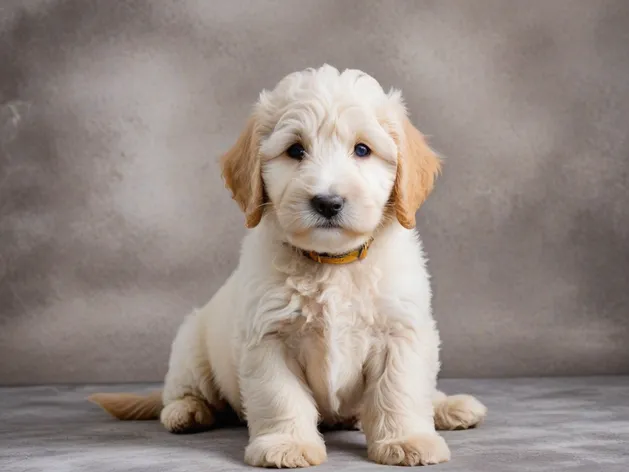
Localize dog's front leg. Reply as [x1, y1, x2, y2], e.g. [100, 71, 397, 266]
[240, 336, 326, 468]
[362, 321, 451, 466]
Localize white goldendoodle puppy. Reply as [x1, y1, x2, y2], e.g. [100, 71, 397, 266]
[91, 65, 487, 467]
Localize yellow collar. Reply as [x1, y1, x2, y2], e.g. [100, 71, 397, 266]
[301, 238, 374, 265]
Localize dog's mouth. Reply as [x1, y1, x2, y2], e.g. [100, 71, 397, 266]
[310, 217, 366, 238]
[311, 213, 347, 230]
[314, 221, 343, 230]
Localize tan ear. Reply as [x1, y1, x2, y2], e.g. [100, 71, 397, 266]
[220, 116, 264, 228]
[392, 117, 442, 229]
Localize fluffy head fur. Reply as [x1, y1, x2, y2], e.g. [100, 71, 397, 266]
[221, 65, 441, 254]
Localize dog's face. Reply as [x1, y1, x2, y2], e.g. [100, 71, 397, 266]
[221, 65, 441, 254]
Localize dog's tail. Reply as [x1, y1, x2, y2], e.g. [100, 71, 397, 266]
[88, 391, 163, 421]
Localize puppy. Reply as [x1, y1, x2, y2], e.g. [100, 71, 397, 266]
[90, 65, 487, 467]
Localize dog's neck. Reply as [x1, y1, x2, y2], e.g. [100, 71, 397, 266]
[297, 237, 374, 265]
[260, 215, 377, 265]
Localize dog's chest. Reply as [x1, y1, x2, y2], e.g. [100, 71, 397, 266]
[282, 267, 379, 421]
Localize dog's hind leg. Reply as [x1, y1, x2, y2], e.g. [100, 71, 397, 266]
[159, 310, 223, 434]
[90, 310, 225, 434]
[433, 390, 487, 431]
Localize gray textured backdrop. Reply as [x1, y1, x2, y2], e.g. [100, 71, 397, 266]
[1, 0, 628, 385]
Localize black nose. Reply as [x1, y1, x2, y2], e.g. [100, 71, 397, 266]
[311, 194, 345, 219]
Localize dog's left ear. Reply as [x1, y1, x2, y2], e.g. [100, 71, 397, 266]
[391, 116, 442, 229]
[220, 116, 264, 228]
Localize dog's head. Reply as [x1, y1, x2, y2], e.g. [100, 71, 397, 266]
[221, 65, 440, 254]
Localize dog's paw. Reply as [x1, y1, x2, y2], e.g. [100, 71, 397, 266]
[245, 434, 327, 468]
[160, 396, 215, 434]
[368, 433, 451, 466]
[434, 394, 487, 431]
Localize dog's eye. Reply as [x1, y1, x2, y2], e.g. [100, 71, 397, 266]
[354, 143, 371, 158]
[286, 143, 306, 160]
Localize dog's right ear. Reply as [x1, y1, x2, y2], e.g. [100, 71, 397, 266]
[220, 116, 264, 228]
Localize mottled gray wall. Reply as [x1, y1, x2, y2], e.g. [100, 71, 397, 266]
[1, 0, 628, 385]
